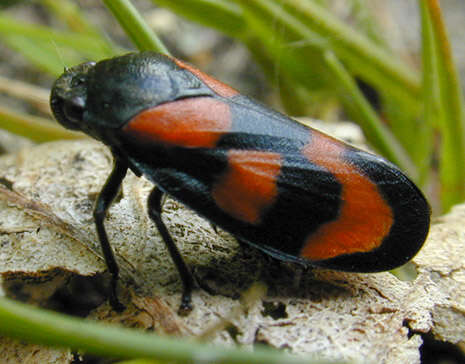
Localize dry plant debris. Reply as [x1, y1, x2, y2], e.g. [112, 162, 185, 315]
[0, 127, 463, 363]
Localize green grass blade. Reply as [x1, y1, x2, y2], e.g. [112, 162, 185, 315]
[277, 0, 421, 106]
[103, 0, 169, 54]
[0, 106, 82, 142]
[418, 0, 437, 185]
[423, 0, 465, 210]
[42, 0, 119, 56]
[238, 0, 332, 89]
[0, 14, 114, 59]
[348, 0, 387, 45]
[237, 0, 413, 164]
[150, 0, 330, 115]
[236, 0, 335, 117]
[323, 51, 416, 177]
[151, 0, 319, 114]
[1, 35, 72, 76]
[151, 0, 245, 39]
[0, 297, 345, 364]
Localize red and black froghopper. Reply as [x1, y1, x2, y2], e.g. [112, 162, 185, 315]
[50, 52, 430, 313]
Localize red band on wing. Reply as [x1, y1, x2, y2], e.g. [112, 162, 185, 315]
[212, 150, 282, 224]
[301, 132, 393, 260]
[124, 97, 232, 148]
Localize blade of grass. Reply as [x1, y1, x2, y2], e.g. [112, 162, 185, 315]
[0, 297, 345, 364]
[42, 0, 119, 56]
[324, 51, 416, 177]
[0, 14, 115, 59]
[151, 0, 425, 153]
[151, 0, 245, 39]
[280, 1, 427, 163]
[0, 106, 82, 142]
[103, 0, 169, 54]
[278, 0, 421, 105]
[43, 0, 100, 34]
[1, 35, 70, 76]
[417, 0, 437, 186]
[151, 0, 329, 114]
[349, 0, 387, 46]
[237, 0, 412, 163]
[244, 35, 323, 115]
[237, 0, 333, 90]
[424, 0, 465, 210]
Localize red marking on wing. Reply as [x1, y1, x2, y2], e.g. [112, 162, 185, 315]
[172, 58, 239, 98]
[124, 97, 231, 148]
[212, 150, 282, 224]
[301, 131, 393, 260]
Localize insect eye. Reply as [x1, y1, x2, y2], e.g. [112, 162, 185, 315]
[63, 99, 84, 124]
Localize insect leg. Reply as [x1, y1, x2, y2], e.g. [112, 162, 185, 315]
[93, 155, 128, 312]
[147, 187, 194, 315]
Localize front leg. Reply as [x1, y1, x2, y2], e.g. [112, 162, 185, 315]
[94, 155, 128, 311]
[147, 187, 195, 315]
